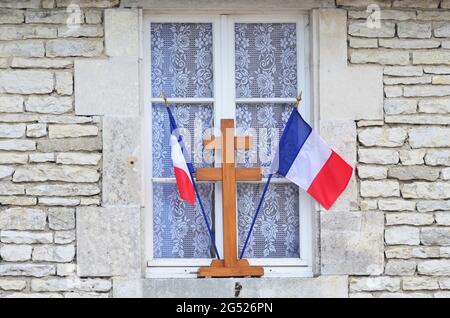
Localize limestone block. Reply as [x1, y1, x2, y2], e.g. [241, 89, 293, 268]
[384, 66, 423, 77]
[48, 124, 98, 138]
[379, 39, 440, 49]
[0, 25, 57, 40]
[386, 246, 440, 259]
[402, 182, 450, 199]
[11, 57, 72, 69]
[350, 50, 410, 65]
[0, 279, 26, 291]
[56, 0, 119, 8]
[39, 197, 80, 206]
[378, 199, 416, 211]
[384, 99, 417, 115]
[29, 153, 55, 163]
[348, 21, 395, 38]
[46, 39, 103, 57]
[0, 183, 24, 195]
[77, 206, 141, 277]
[26, 123, 47, 138]
[403, 277, 439, 290]
[421, 228, 450, 245]
[32, 244, 75, 262]
[435, 212, 450, 225]
[0, 9, 24, 23]
[360, 180, 400, 198]
[0, 70, 53, 94]
[0, 196, 36, 206]
[358, 127, 406, 147]
[0, 244, 32, 261]
[103, 117, 142, 206]
[392, 0, 440, 8]
[0, 264, 55, 277]
[397, 22, 431, 38]
[13, 164, 99, 183]
[0, 231, 53, 244]
[0, 166, 14, 180]
[385, 226, 420, 245]
[56, 153, 101, 165]
[0, 95, 24, 113]
[321, 211, 384, 275]
[0, 40, 45, 58]
[385, 260, 416, 276]
[425, 150, 450, 166]
[434, 22, 450, 38]
[37, 137, 101, 152]
[25, 8, 79, 24]
[417, 200, 450, 212]
[388, 166, 440, 181]
[48, 208, 75, 230]
[75, 58, 139, 116]
[409, 127, 450, 148]
[105, 9, 138, 57]
[418, 260, 450, 276]
[386, 213, 434, 226]
[54, 230, 75, 244]
[58, 25, 104, 38]
[357, 165, 387, 180]
[413, 52, 450, 65]
[399, 149, 426, 166]
[0, 208, 46, 230]
[350, 277, 400, 292]
[25, 96, 73, 114]
[0, 124, 26, 138]
[358, 148, 399, 165]
[55, 71, 73, 95]
[31, 277, 111, 292]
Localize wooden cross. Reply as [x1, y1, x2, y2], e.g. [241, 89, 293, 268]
[197, 119, 264, 277]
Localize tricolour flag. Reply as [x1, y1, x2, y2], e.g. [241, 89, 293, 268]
[167, 107, 195, 206]
[271, 109, 353, 210]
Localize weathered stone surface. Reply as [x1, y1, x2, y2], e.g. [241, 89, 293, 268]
[75, 58, 139, 116]
[402, 182, 450, 199]
[29, 153, 54, 163]
[442, 168, 450, 180]
[0, 208, 46, 230]
[397, 21, 431, 38]
[358, 149, 399, 165]
[400, 149, 426, 166]
[48, 208, 75, 230]
[413, 52, 450, 65]
[421, 228, 450, 245]
[46, 39, 103, 57]
[0, 25, 56, 40]
[39, 197, 80, 206]
[384, 99, 417, 115]
[56, 152, 101, 166]
[358, 127, 406, 147]
[357, 120, 384, 127]
[0, 279, 26, 291]
[0, 140, 35, 151]
[26, 96, 72, 115]
[13, 164, 99, 183]
[388, 166, 439, 181]
[0, 196, 36, 206]
[0, 8, 24, 23]
[85, 9, 102, 23]
[0, 264, 55, 277]
[403, 277, 439, 290]
[349, 37, 378, 49]
[393, 0, 440, 8]
[348, 21, 395, 38]
[25, 8, 78, 24]
[425, 150, 450, 166]
[432, 75, 450, 85]
[360, 199, 378, 210]
[54, 230, 75, 244]
[0, 166, 15, 180]
[0, 124, 25, 138]
[37, 137, 101, 152]
[417, 200, 450, 212]
[105, 9, 138, 57]
[434, 22, 450, 37]
[0, 183, 24, 195]
[3, 292, 62, 298]
[56, 264, 75, 276]
[103, 117, 142, 206]
[378, 199, 416, 211]
[58, 25, 103, 38]
[379, 39, 439, 49]
[418, 260, 450, 275]
[357, 165, 387, 180]
[435, 212, 450, 225]
[32, 244, 75, 262]
[409, 127, 450, 148]
[56, 0, 119, 8]
[37, 115, 93, 124]
[337, 0, 391, 7]
[417, 10, 450, 20]
[385, 86, 403, 98]
[0, 70, 53, 94]
[350, 277, 400, 292]
[385, 260, 416, 276]
[0, 40, 45, 58]
[404, 85, 450, 97]
[0, 231, 52, 244]
[385, 226, 420, 245]
[384, 76, 431, 85]
[0, 244, 32, 261]
[11, 57, 72, 69]
[424, 66, 450, 75]
[26, 124, 47, 138]
[384, 66, 423, 77]
[26, 183, 99, 197]
[360, 180, 400, 198]
[386, 213, 434, 226]
[321, 211, 384, 275]
[350, 49, 410, 65]
[77, 207, 141, 277]
[386, 114, 450, 125]
[55, 71, 73, 96]
[0, 95, 24, 113]
[49, 125, 98, 139]
[386, 246, 440, 259]
[349, 9, 415, 20]
[31, 277, 111, 292]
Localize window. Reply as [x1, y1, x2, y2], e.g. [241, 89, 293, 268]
[144, 13, 313, 278]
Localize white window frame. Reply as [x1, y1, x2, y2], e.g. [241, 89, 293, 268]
[143, 12, 313, 278]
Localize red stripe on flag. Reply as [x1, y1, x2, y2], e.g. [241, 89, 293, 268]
[174, 167, 195, 206]
[306, 151, 353, 210]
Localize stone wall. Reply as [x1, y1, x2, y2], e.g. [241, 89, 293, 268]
[0, 0, 119, 298]
[2, 0, 450, 298]
[338, 0, 450, 298]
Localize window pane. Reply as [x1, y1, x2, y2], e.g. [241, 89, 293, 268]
[152, 103, 214, 178]
[235, 23, 297, 98]
[238, 183, 300, 258]
[151, 23, 214, 98]
[236, 103, 294, 177]
[153, 183, 215, 258]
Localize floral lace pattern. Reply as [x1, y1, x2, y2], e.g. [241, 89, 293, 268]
[151, 23, 214, 98]
[235, 23, 297, 98]
[153, 183, 214, 258]
[237, 183, 300, 258]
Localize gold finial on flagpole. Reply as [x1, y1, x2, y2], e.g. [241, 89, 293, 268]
[295, 92, 303, 109]
[162, 93, 169, 107]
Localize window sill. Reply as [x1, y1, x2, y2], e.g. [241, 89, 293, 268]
[113, 275, 348, 298]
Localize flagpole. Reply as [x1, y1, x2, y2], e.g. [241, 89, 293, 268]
[239, 93, 303, 259]
[163, 94, 221, 260]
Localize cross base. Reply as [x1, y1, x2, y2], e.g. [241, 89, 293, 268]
[198, 259, 264, 278]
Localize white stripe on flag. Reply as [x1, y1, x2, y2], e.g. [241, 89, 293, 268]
[170, 135, 193, 183]
[285, 130, 332, 190]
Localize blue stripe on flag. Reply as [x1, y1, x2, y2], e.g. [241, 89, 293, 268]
[276, 109, 312, 176]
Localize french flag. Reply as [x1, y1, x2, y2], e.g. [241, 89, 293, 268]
[271, 109, 353, 210]
[167, 107, 195, 206]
